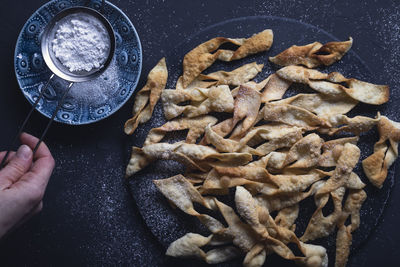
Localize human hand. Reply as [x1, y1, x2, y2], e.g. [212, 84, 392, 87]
[0, 133, 55, 239]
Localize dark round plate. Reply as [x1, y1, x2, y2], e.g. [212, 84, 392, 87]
[14, 0, 142, 125]
[127, 16, 395, 266]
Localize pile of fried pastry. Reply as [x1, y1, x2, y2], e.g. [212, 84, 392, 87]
[124, 29, 400, 267]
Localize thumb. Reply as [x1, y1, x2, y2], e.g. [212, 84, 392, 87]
[0, 145, 33, 190]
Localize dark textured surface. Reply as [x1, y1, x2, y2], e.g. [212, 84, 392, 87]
[0, 0, 399, 266]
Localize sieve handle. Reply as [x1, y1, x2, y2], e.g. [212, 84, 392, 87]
[0, 78, 73, 169]
[32, 82, 74, 154]
[0, 74, 54, 169]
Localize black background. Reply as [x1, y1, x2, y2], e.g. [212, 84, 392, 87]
[0, 0, 399, 266]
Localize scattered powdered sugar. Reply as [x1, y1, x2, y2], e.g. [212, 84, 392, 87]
[378, 7, 400, 92]
[51, 148, 163, 266]
[66, 59, 120, 103]
[52, 13, 111, 72]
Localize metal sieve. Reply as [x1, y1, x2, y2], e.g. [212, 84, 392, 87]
[1, 5, 116, 169]
[41, 6, 115, 83]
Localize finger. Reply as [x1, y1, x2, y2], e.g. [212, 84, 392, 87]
[20, 133, 52, 160]
[17, 158, 54, 192]
[0, 151, 16, 164]
[0, 145, 33, 190]
[18, 133, 55, 189]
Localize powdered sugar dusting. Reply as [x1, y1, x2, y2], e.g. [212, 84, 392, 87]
[66, 59, 120, 103]
[52, 13, 111, 72]
[51, 146, 162, 266]
[377, 6, 400, 121]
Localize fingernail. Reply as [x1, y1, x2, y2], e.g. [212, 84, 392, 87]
[16, 145, 32, 160]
